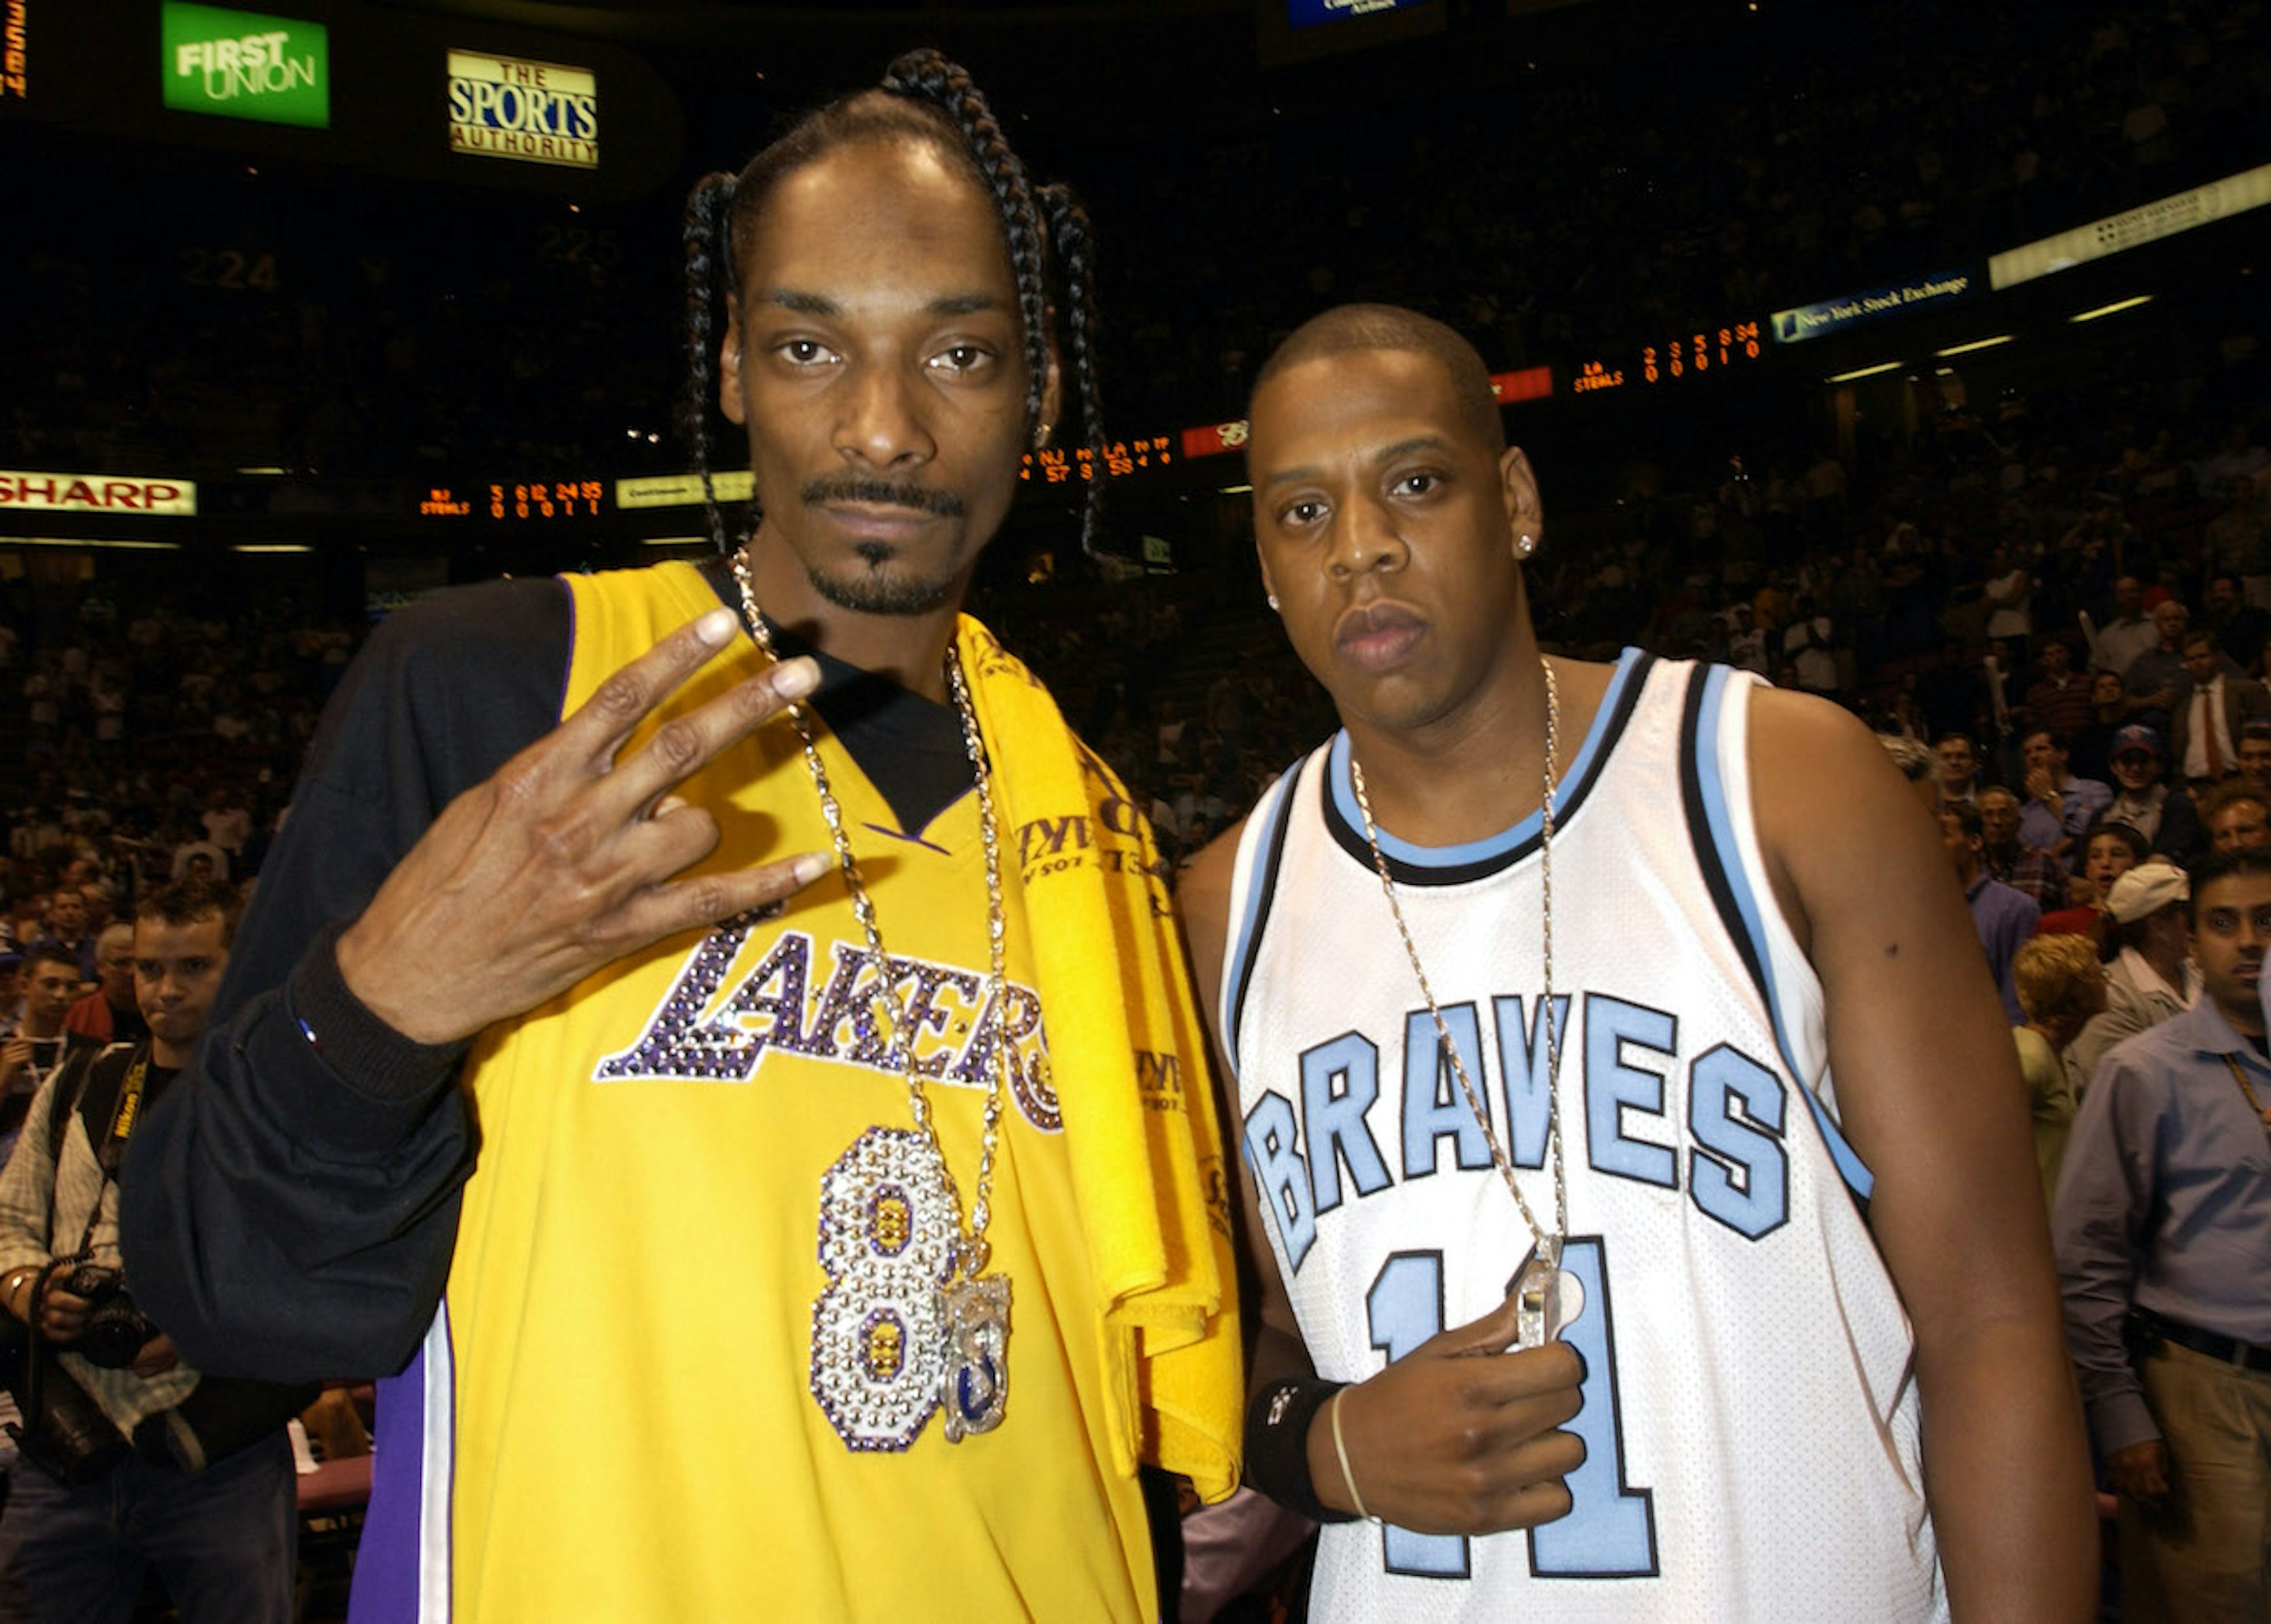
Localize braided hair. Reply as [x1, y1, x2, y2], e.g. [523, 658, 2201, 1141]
[680, 49, 1108, 559]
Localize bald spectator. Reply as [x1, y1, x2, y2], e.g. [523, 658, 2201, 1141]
[2089, 574, 2157, 677]
[61, 923, 145, 1048]
[1945, 800, 2040, 1025]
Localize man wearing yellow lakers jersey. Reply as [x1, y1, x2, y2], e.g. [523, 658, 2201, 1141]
[1180, 306, 2095, 1622]
[121, 53, 1240, 1623]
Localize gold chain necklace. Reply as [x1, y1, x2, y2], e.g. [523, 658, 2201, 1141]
[1348, 655, 1568, 1345]
[730, 552, 1013, 1444]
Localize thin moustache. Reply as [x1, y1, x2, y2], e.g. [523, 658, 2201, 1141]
[800, 478, 964, 519]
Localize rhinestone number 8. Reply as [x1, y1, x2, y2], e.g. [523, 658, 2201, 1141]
[811, 1128, 956, 1451]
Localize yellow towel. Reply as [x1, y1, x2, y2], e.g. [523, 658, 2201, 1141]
[959, 618, 1245, 1503]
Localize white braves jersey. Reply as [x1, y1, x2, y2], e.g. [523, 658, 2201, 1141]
[1222, 652, 1945, 1623]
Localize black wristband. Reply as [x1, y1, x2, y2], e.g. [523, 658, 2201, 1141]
[1243, 1376, 1359, 1524]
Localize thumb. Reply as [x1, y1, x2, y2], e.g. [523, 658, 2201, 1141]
[1432, 1289, 1527, 1358]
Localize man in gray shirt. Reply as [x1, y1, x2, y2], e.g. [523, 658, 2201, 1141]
[2054, 847, 2271, 1621]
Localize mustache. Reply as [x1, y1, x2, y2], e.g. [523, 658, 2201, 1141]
[799, 477, 965, 519]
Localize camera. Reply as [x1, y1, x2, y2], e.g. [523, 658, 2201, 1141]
[61, 1263, 157, 1370]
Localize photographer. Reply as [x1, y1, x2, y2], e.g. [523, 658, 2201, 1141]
[0, 879, 297, 1624]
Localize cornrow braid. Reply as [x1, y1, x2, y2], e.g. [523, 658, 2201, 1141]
[881, 50, 1052, 444]
[681, 170, 745, 554]
[1037, 179, 1106, 551]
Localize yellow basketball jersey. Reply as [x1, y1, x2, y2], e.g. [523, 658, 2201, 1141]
[408, 562, 1151, 1621]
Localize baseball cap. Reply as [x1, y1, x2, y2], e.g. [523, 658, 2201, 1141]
[2106, 860, 2188, 923]
[2110, 724, 2160, 759]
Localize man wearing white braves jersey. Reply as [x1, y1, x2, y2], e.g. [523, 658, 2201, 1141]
[1180, 304, 2094, 1621]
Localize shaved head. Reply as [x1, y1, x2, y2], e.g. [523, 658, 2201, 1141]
[1253, 304, 1503, 453]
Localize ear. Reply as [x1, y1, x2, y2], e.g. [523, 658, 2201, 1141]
[1500, 445, 1543, 554]
[719, 314, 746, 428]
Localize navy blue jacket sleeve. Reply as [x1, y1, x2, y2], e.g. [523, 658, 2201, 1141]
[120, 575, 574, 1382]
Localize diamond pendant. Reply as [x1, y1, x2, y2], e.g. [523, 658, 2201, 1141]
[939, 1270, 1011, 1441]
[1508, 1239, 1565, 1349]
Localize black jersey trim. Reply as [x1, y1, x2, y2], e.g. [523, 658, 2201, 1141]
[1680, 665, 1773, 1011]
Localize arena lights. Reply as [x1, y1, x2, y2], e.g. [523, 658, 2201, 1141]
[1824, 361, 1903, 383]
[2069, 295, 2155, 323]
[1933, 335, 2016, 357]
[2, 536, 181, 551]
[229, 543, 311, 554]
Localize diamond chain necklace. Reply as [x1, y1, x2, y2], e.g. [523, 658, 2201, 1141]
[1348, 655, 1568, 1311]
[727, 554, 1010, 1280]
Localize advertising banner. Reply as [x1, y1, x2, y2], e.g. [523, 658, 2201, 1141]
[447, 49, 598, 170]
[1771, 269, 1976, 346]
[1989, 163, 2271, 290]
[161, 3, 328, 129]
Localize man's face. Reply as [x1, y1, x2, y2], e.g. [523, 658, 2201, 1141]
[2207, 577, 2241, 617]
[2038, 640, 2070, 677]
[2114, 575, 2143, 618]
[1979, 791, 2021, 847]
[1936, 736, 1975, 788]
[2092, 671, 2126, 710]
[23, 962, 77, 1030]
[2210, 797, 2271, 853]
[2084, 833, 2139, 892]
[2021, 733, 2060, 777]
[2183, 639, 2218, 686]
[2154, 600, 2189, 647]
[46, 889, 85, 937]
[2111, 748, 2160, 793]
[2241, 735, 2271, 785]
[93, 934, 134, 1003]
[1247, 346, 1535, 736]
[134, 913, 229, 1056]
[2189, 872, 2271, 1025]
[1939, 813, 1979, 874]
[720, 138, 1041, 623]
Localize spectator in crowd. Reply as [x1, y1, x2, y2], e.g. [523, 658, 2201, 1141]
[2124, 599, 2192, 734]
[2169, 627, 2271, 790]
[2054, 848, 2271, 1622]
[2011, 933, 2102, 1206]
[1878, 733, 1941, 819]
[60, 924, 145, 1049]
[0, 949, 96, 1165]
[2068, 859, 2196, 1091]
[2089, 574, 2157, 677]
[0, 950, 21, 1034]
[1980, 785, 2070, 912]
[0, 879, 307, 1624]
[1934, 731, 1981, 806]
[2065, 669, 2130, 787]
[2101, 724, 2202, 861]
[1946, 799, 2040, 1024]
[2201, 782, 2271, 855]
[28, 888, 97, 984]
[2199, 573, 2269, 678]
[2240, 717, 2271, 799]
[2039, 819, 2147, 935]
[2017, 727, 2112, 870]
[2022, 637, 2094, 745]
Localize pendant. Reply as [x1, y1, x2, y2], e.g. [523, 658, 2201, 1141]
[1507, 1239, 1566, 1349]
[939, 1270, 1011, 1441]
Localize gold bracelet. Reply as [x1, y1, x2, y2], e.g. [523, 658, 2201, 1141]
[1328, 1388, 1374, 1523]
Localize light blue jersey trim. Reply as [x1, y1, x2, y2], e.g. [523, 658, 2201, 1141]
[1220, 761, 1303, 1074]
[1691, 665, 1875, 1202]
